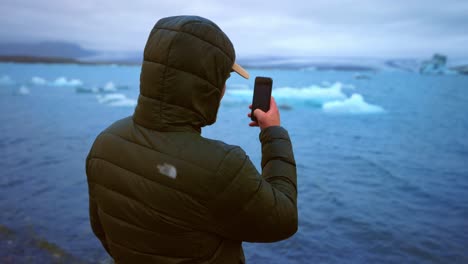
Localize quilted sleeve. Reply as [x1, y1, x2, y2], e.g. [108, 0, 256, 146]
[209, 126, 297, 242]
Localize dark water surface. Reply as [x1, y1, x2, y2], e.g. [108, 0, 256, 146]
[1, 63, 468, 263]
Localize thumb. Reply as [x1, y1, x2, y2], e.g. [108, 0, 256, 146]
[253, 108, 266, 119]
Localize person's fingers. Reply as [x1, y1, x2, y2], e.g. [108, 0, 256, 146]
[269, 96, 278, 111]
[249, 121, 259, 127]
[248, 104, 252, 109]
[247, 113, 252, 117]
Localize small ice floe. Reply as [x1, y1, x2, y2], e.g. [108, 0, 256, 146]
[0, 75, 15, 85]
[52, 77, 83, 87]
[96, 93, 137, 107]
[16, 85, 30, 95]
[323, 94, 384, 114]
[76, 83, 129, 94]
[101, 81, 117, 92]
[97, 93, 126, 104]
[107, 98, 137, 107]
[31, 76, 47, 85]
[98, 81, 129, 93]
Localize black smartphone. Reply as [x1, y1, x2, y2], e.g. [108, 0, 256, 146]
[251, 77, 273, 121]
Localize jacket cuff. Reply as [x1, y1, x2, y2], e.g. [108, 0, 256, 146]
[259, 126, 295, 169]
[259, 126, 290, 143]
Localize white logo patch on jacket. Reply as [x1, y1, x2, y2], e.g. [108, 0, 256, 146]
[157, 163, 177, 179]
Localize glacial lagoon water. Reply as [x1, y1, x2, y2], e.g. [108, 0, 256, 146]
[1, 62, 468, 263]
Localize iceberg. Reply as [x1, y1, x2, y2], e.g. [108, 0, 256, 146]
[323, 94, 384, 114]
[101, 81, 117, 92]
[98, 81, 129, 92]
[15, 85, 30, 95]
[31, 76, 47, 85]
[52, 77, 83, 87]
[274, 83, 347, 103]
[107, 98, 137, 107]
[19, 86, 30, 95]
[96, 93, 137, 107]
[75, 81, 128, 94]
[226, 82, 348, 105]
[419, 54, 455, 75]
[224, 81, 384, 114]
[96, 93, 127, 104]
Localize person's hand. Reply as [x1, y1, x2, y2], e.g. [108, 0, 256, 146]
[248, 96, 281, 130]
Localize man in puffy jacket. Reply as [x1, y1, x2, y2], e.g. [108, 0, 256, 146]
[86, 15, 297, 264]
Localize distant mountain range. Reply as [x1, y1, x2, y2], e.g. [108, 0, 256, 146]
[0, 41, 96, 59]
[1, 41, 467, 74]
[0, 41, 142, 63]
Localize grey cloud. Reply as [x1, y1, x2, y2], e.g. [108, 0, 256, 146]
[0, 0, 467, 58]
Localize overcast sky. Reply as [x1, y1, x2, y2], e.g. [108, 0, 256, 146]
[1, 0, 468, 58]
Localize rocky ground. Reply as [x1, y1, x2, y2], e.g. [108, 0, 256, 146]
[0, 225, 111, 264]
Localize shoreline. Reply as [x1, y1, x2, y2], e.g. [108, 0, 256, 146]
[0, 224, 89, 264]
[1, 55, 468, 74]
[0, 56, 140, 66]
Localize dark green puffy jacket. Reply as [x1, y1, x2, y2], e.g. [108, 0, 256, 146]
[86, 16, 297, 264]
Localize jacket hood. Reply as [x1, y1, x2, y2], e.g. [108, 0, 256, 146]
[133, 16, 236, 132]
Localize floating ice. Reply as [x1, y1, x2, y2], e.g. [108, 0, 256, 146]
[323, 94, 384, 114]
[221, 81, 384, 114]
[102, 81, 117, 92]
[420, 54, 450, 75]
[275, 83, 347, 103]
[52, 77, 83, 87]
[226, 82, 347, 105]
[18, 86, 30, 95]
[96, 93, 126, 104]
[96, 81, 129, 92]
[31, 76, 47, 85]
[0, 75, 14, 85]
[107, 98, 137, 107]
[76, 82, 128, 94]
[96, 93, 136, 107]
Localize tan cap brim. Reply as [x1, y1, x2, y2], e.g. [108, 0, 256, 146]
[232, 62, 250, 79]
